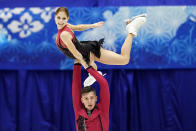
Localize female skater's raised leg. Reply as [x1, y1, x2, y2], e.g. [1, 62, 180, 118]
[95, 14, 147, 65]
[84, 14, 147, 86]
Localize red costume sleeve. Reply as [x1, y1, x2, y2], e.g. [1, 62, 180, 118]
[72, 64, 83, 117]
[87, 67, 110, 114]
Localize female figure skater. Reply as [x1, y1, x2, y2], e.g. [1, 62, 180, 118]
[55, 7, 146, 85]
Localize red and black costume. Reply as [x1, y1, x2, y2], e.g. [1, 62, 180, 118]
[72, 64, 110, 131]
[56, 25, 104, 64]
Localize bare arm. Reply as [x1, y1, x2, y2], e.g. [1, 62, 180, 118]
[68, 21, 104, 31]
[60, 31, 83, 61]
[60, 31, 89, 67]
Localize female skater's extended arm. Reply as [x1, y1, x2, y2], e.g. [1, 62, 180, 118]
[68, 21, 104, 31]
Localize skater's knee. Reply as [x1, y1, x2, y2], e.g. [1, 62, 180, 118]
[121, 57, 130, 65]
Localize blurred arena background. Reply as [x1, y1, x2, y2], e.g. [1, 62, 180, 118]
[0, 0, 196, 131]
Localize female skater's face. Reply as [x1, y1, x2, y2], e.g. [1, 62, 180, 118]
[81, 92, 97, 111]
[55, 11, 69, 29]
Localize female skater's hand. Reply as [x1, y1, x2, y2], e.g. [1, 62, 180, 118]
[80, 59, 89, 69]
[74, 59, 89, 69]
[92, 21, 104, 28]
[74, 59, 80, 64]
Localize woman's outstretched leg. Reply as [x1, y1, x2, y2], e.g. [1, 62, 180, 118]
[95, 34, 133, 65]
[95, 14, 147, 65]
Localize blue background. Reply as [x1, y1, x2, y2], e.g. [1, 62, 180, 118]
[0, 0, 196, 7]
[1, 0, 196, 131]
[0, 6, 196, 69]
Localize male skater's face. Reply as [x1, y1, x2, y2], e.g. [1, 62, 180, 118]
[81, 92, 97, 111]
[55, 11, 69, 29]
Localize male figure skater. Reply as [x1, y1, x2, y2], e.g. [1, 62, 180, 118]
[72, 61, 110, 131]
